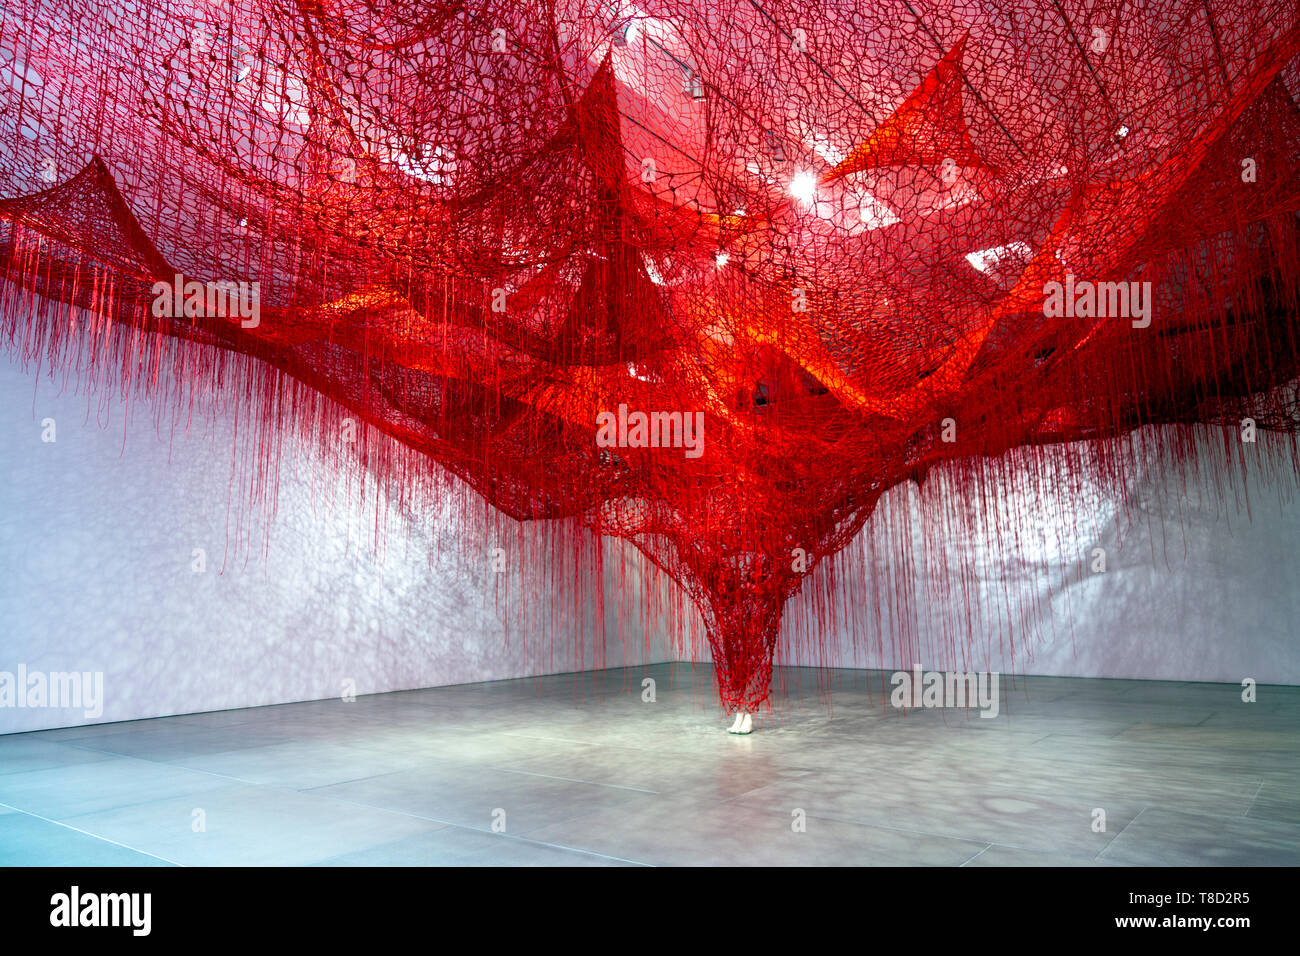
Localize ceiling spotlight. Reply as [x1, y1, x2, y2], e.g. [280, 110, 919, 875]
[964, 241, 1032, 274]
[1115, 123, 1130, 140]
[603, 1, 634, 45]
[682, 64, 706, 100]
[790, 171, 817, 204]
[715, 250, 730, 267]
[765, 131, 786, 164]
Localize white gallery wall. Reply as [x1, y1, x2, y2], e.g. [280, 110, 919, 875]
[2, 347, 1298, 733]
[0, 352, 674, 733]
[768, 436, 1300, 685]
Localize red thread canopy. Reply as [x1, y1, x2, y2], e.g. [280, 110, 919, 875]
[3, 1, 1300, 709]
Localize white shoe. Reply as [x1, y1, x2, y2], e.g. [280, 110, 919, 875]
[728, 712, 753, 735]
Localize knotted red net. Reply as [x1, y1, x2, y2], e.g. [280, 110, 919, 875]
[3, 1, 1300, 712]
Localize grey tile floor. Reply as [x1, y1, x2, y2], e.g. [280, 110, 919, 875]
[1, 664, 1297, 866]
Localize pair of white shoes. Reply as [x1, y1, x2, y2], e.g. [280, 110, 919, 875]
[727, 712, 753, 735]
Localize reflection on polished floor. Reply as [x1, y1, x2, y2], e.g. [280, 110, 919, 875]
[1, 664, 1297, 866]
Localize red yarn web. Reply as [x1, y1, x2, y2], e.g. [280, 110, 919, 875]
[3, 1, 1300, 712]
